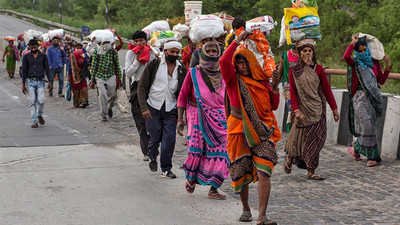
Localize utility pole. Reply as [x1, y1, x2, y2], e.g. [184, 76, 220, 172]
[105, 0, 108, 25]
[59, 0, 62, 24]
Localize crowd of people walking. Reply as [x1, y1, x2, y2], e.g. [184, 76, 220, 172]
[3, 15, 392, 225]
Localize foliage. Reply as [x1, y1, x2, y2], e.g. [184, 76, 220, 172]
[1, 0, 399, 92]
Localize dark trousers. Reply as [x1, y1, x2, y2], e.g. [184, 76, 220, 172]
[131, 103, 149, 157]
[146, 104, 177, 172]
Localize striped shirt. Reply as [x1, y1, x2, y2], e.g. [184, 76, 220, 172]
[90, 49, 121, 80]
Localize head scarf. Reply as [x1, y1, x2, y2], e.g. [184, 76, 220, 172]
[164, 40, 182, 50]
[233, 48, 268, 81]
[291, 44, 317, 77]
[97, 36, 113, 55]
[197, 41, 222, 92]
[354, 46, 374, 69]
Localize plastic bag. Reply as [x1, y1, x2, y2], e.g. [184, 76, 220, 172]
[89, 30, 114, 43]
[48, 29, 64, 40]
[142, 20, 171, 39]
[279, 16, 286, 47]
[246, 16, 277, 37]
[291, 0, 318, 8]
[24, 29, 43, 43]
[237, 28, 275, 77]
[284, 7, 321, 45]
[65, 82, 71, 102]
[188, 15, 225, 43]
[357, 33, 385, 60]
[149, 31, 175, 47]
[173, 23, 189, 41]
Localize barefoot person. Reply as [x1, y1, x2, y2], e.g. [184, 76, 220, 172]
[284, 40, 340, 180]
[344, 35, 391, 167]
[177, 41, 230, 199]
[220, 31, 281, 225]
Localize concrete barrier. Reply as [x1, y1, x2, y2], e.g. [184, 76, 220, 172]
[275, 87, 400, 160]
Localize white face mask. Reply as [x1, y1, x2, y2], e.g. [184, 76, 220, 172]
[102, 43, 112, 52]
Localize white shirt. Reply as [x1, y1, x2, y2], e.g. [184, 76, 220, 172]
[147, 53, 179, 112]
[125, 50, 156, 83]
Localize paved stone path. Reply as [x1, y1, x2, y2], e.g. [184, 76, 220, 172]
[4, 68, 399, 224]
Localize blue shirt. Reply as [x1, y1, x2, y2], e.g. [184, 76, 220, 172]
[47, 46, 66, 69]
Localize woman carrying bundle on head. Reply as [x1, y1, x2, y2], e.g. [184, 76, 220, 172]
[177, 41, 230, 200]
[344, 35, 391, 167]
[284, 39, 340, 180]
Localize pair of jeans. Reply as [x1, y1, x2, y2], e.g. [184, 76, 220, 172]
[27, 79, 45, 124]
[146, 104, 177, 172]
[50, 67, 64, 94]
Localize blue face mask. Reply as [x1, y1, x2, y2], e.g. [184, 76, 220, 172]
[53, 43, 59, 48]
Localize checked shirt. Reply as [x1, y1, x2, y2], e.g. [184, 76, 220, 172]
[90, 49, 122, 80]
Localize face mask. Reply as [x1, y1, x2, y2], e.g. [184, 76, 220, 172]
[31, 49, 38, 54]
[166, 54, 178, 63]
[83, 44, 88, 49]
[53, 43, 59, 48]
[302, 53, 313, 65]
[102, 43, 112, 52]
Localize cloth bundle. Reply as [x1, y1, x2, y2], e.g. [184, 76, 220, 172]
[356, 33, 385, 60]
[89, 30, 114, 43]
[246, 16, 277, 37]
[142, 20, 171, 39]
[188, 15, 225, 43]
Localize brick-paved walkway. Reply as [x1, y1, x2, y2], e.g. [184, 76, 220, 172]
[5, 70, 399, 224]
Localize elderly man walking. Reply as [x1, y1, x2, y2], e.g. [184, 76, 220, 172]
[90, 36, 122, 122]
[21, 39, 51, 128]
[137, 40, 187, 179]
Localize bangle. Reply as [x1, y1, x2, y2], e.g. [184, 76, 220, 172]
[294, 109, 300, 113]
[234, 39, 240, 45]
[177, 119, 184, 122]
[272, 89, 279, 94]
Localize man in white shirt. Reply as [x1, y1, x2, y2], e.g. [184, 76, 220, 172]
[125, 30, 156, 161]
[137, 40, 187, 179]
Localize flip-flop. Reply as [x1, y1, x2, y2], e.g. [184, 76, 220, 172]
[307, 174, 325, 180]
[283, 155, 292, 174]
[207, 191, 226, 200]
[256, 218, 277, 225]
[367, 160, 380, 167]
[347, 147, 361, 161]
[185, 180, 195, 194]
[239, 211, 252, 222]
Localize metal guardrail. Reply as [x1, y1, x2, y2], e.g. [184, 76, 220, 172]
[325, 69, 400, 80]
[0, 8, 131, 43]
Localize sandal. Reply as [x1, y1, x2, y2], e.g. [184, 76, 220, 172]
[185, 180, 195, 194]
[239, 211, 252, 222]
[347, 147, 361, 161]
[256, 217, 277, 225]
[207, 190, 226, 200]
[367, 160, 380, 167]
[307, 174, 325, 180]
[283, 155, 292, 174]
